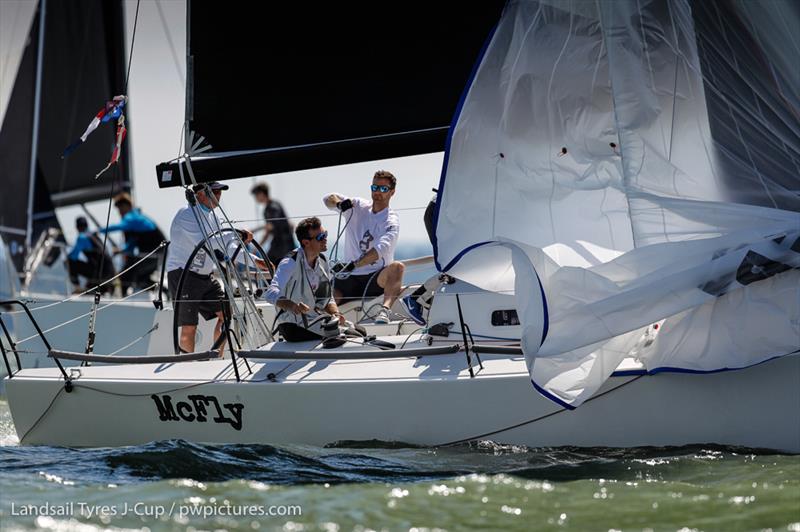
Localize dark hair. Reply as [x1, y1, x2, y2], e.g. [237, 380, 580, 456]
[250, 183, 270, 197]
[76, 216, 88, 232]
[373, 170, 396, 189]
[113, 192, 132, 209]
[295, 217, 321, 245]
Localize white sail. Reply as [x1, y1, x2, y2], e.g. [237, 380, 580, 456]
[435, 0, 800, 407]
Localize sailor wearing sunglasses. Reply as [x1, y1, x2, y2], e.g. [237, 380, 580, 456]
[265, 217, 345, 341]
[323, 170, 405, 324]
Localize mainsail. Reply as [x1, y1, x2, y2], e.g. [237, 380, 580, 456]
[434, 0, 800, 406]
[156, 1, 506, 186]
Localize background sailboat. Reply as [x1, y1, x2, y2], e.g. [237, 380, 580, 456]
[0, 0, 165, 371]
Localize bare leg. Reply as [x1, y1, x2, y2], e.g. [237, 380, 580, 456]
[179, 325, 197, 353]
[214, 311, 226, 356]
[377, 262, 405, 308]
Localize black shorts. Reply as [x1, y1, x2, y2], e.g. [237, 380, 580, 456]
[333, 268, 384, 303]
[167, 269, 227, 326]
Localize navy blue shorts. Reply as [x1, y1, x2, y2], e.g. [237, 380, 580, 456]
[333, 268, 385, 303]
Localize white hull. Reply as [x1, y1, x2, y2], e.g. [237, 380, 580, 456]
[6, 342, 799, 452]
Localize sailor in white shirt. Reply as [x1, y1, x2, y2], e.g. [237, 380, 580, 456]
[323, 170, 405, 324]
[167, 182, 270, 353]
[265, 217, 344, 341]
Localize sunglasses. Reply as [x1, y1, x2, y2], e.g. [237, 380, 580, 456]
[311, 231, 328, 242]
[370, 184, 392, 193]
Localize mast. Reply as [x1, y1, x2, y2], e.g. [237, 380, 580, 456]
[25, 0, 46, 254]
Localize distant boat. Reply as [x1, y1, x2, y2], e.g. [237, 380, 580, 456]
[0, 0, 169, 367]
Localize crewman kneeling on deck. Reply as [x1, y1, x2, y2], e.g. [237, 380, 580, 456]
[67, 216, 115, 294]
[265, 217, 345, 342]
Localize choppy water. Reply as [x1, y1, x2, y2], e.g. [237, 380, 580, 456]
[0, 400, 797, 531]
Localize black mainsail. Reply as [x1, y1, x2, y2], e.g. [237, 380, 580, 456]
[156, 1, 506, 186]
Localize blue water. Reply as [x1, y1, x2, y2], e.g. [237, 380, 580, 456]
[1, 400, 798, 531]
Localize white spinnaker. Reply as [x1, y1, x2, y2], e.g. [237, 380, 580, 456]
[435, 0, 800, 407]
[506, 230, 800, 406]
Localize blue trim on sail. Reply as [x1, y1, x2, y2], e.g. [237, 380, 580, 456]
[534, 350, 799, 408]
[433, 12, 504, 272]
[535, 270, 549, 346]
[646, 351, 798, 375]
[611, 369, 647, 377]
[531, 379, 576, 410]
[440, 240, 494, 272]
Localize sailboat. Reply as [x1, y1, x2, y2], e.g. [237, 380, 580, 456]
[0, 0, 171, 371]
[4, 0, 799, 451]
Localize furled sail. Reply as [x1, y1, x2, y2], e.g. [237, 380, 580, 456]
[434, 0, 800, 407]
[156, 1, 506, 187]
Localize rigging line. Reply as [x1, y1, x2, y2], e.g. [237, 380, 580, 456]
[6, 242, 166, 314]
[154, 0, 184, 86]
[399, 327, 425, 349]
[229, 205, 428, 225]
[188, 205, 270, 344]
[18, 386, 65, 445]
[123, 0, 141, 94]
[94, 166, 119, 294]
[15, 283, 156, 345]
[107, 323, 158, 355]
[18, 374, 234, 444]
[206, 198, 272, 340]
[436, 375, 645, 447]
[328, 209, 354, 269]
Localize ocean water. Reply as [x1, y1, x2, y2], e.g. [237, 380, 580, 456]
[0, 401, 798, 532]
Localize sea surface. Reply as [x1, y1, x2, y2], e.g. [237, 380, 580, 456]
[0, 401, 797, 531]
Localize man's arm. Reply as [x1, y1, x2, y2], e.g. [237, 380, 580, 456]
[323, 193, 346, 211]
[98, 221, 127, 234]
[68, 234, 93, 261]
[323, 300, 345, 324]
[323, 193, 355, 213]
[264, 256, 304, 314]
[350, 214, 399, 268]
[353, 248, 380, 269]
[265, 257, 292, 305]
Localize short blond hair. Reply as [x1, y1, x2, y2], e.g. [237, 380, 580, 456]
[373, 170, 396, 189]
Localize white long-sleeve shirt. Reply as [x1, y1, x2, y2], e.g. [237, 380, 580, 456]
[325, 195, 399, 275]
[265, 248, 333, 330]
[166, 204, 242, 274]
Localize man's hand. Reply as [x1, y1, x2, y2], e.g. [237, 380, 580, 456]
[292, 302, 310, 315]
[336, 312, 346, 325]
[236, 228, 254, 244]
[255, 258, 274, 272]
[332, 261, 356, 274]
[337, 199, 353, 212]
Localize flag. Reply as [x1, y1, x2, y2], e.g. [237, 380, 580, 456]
[63, 95, 127, 158]
[94, 114, 127, 179]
